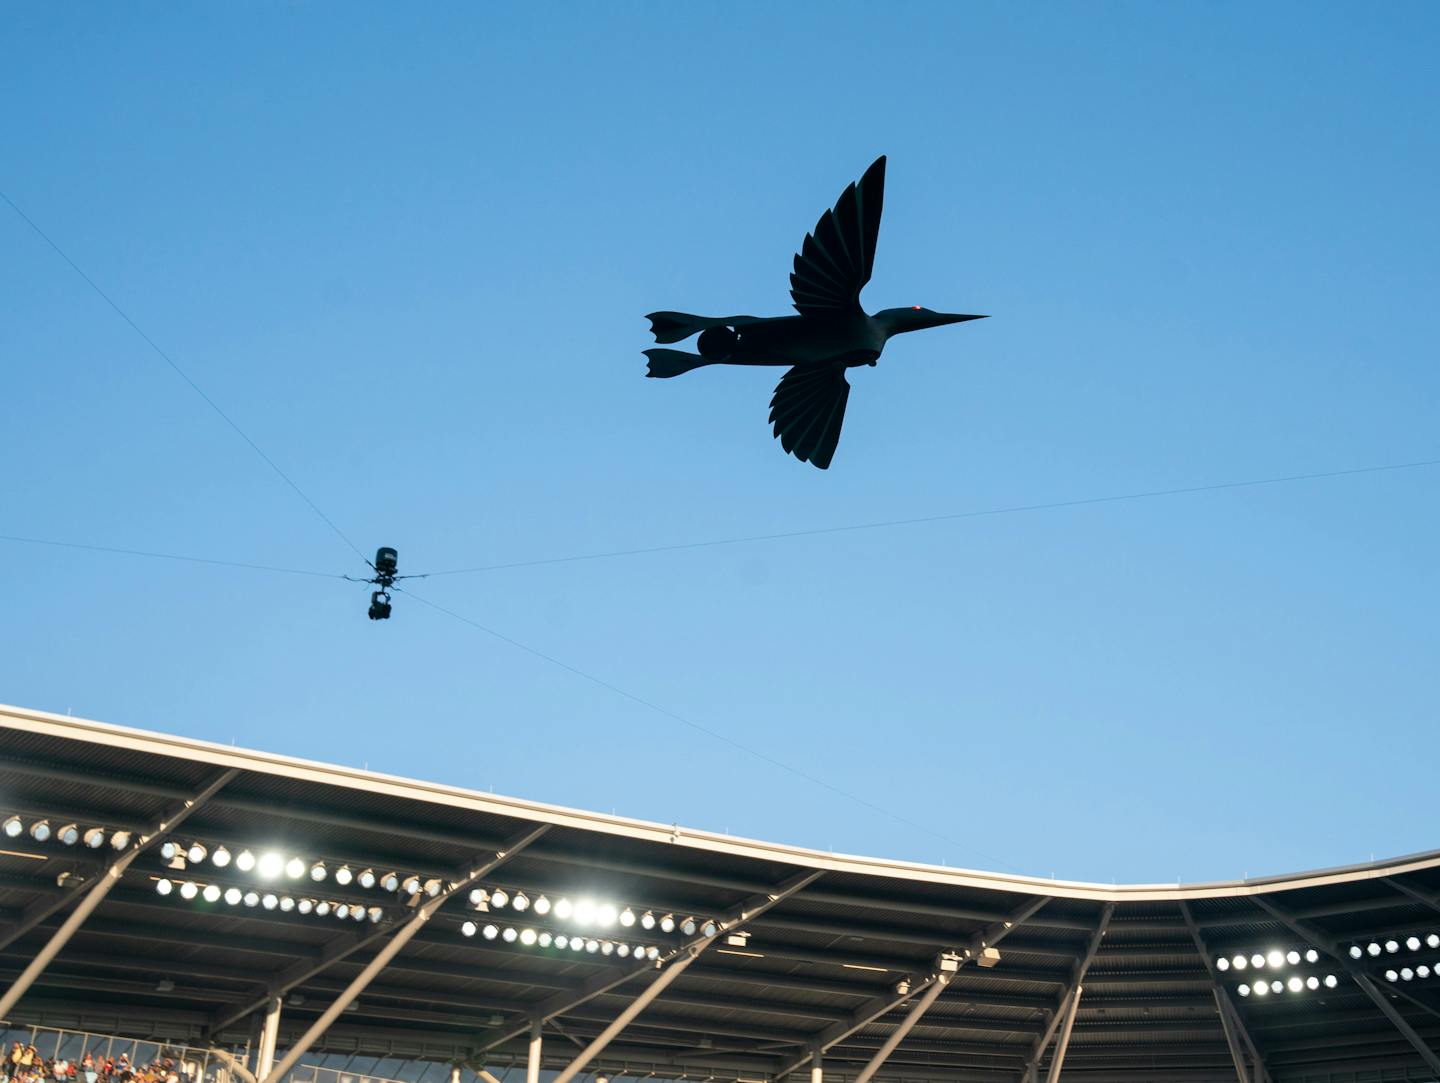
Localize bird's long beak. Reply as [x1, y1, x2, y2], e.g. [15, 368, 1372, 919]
[936, 313, 988, 325]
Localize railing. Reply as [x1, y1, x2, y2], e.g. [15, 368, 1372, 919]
[0, 1025, 244, 1083]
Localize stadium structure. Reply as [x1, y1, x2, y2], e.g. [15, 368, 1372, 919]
[2, 703, 1439, 1083]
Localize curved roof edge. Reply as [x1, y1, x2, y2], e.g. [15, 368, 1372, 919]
[4, 700, 1435, 903]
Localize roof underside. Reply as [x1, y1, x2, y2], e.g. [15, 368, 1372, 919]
[2, 705, 1439, 1083]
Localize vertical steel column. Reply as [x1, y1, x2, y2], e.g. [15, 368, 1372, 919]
[255, 997, 282, 1079]
[526, 1018, 543, 1083]
[851, 973, 950, 1083]
[1181, 901, 1267, 1083]
[449, 1068, 461, 1083]
[1044, 984, 1082, 1083]
[549, 945, 711, 1083]
[808, 1046, 821, 1083]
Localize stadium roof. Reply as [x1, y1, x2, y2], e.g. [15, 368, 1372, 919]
[2, 702, 1438, 1083]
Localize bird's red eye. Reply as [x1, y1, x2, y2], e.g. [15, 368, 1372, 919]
[912, 305, 922, 310]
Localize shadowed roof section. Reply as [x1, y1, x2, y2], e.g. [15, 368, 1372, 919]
[2, 702, 1439, 1083]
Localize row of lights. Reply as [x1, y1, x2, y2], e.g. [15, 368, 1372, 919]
[3, 816, 132, 849]
[1349, 935, 1440, 959]
[471, 888, 713, 936]
[460, 921, 664, 959]
[154, 877, 384, 922]
[1237, 974, 1340, 997]
[1217, 948, 1321, 972]
[1384, 964, 1438, 982]
[158, 842, 439, 894]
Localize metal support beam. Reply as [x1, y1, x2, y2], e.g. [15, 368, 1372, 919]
[1044, 983, 1081, 1083]
[549, 940, 711, 1083]
[774, 894, 1052, 1081]
[1251, 894, 1440, 1078]
[255, 996, 282, 1079]
[1022, 904, 1112, 1080]
[206, 1048, 257, 1083]
[0, 768, 237, 1019]
[468, 869, 825, 1061]
[526, 1017, 542, 1083]
[257, 825, 550, 1083]
[1180, 901, 1267, 1083]
[212, 823, 547, 1033]
[1383, 876, 1440, 916]
[851, 971, 949, 1083]
[809, 1045, 822, 1083]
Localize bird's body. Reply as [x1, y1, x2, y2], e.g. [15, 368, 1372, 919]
[644, 156, 985, 469]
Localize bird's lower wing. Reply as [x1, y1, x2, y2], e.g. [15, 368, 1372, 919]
[768, 365, 851, 470]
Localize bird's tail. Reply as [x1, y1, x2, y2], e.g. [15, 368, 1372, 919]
[646, 311, 730, 344]
[644, 348, 714, 379]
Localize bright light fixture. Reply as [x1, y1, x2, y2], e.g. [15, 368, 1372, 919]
[534, 896, 552, 916]
[203, 884, 222, 903]
[620, 908, 636, 928]
[1429, 934, 1440, 950]
[156, 878, 174, 896]
[110, 831, 132, 849]
[224, 887, 242, 905]
[257, 852, 284, 879]
[660, 914, 676, 934]
[243, 891, 260, 907]
[381, 872, 400, 892]
[29, 820, 51, 842]
[180, 881, 199, 900]
[462, 921, 477, 937]
[236, 850, 256, 872]
[483, 924, 499, 940]
[262, 893, 279, 910]
[335, 904, 350, 920]
[555, 935, 569, 949]
[402, 876, 422, 896]
[617, 943, 630, 957]
[682, 917, 698, 936]
[298, 899, 314, 915]
[1367, 942, 1381, 957]
[1324, 974, 1338, 988]
[585, 939, 599, 953]
[1402, 967, 1414, 981]
[491, 888, 510, 909]
[1304, 949, 1318, 963]
[84, 827, 106, 849]
[574, 900, 594, 925]
[539, 931, 553, 948]
[1285, 950, 1300, 965]
[1287, 976, 1302, 992]
[212, 846, 232, 868]
[1385, 940, 1399, 954]
[1266, 950, 1284, 969]
[1237, 984, 1250, 997]
[1217, 957, 1230, 971]
[640, 911, 656, 930]
[520, 928, 538, 946]
[512, 892, 530, 912]
[1250, 953, 1264, 969]
[1386, 969, 1399, 982]
[1270, 980, 1282, 994]
[597, 904, 618, 927]
[502, 927, 518, 943]
[1407, 936, 1421, 951]
[358, 868, 376, 889]
[1306, 975, 1319, 990]
[316, 900, 332, 916]
[285, 857, 305, 879]
[555, 898, 573, 919]
[279, 895, 295, 911]
[187, 843, 207, 864]
[58, 823, 80, 846]
[2, 816, 22, 838]
[311, 863, 328, 883]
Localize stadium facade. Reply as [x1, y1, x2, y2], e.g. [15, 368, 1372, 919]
[1, 703, 1438, 1083]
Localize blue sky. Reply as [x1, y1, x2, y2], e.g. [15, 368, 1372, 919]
[3, 3, 1437, 883]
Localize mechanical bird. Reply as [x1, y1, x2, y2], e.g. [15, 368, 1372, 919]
[644, 156, 985, 469]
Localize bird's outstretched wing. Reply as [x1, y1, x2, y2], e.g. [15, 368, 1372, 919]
[789, 156, 886, 316]
[769, 364, 851, 470]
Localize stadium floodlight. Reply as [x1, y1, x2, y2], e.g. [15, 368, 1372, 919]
[682, 917, 698, 936]
[212, 846, 231, 868]
[262, 893, 278, 910]
[483, 924, 499, 940]
[2, 816, 22, 838]
[601, 940, 614, 955]
[285, 857, 305, 879]
[660, 914, 676, 934]
[640, 911, 656, 931]
[469, 888, 488, 908]
[224, 887, 242, 905]
[512, 892, 530, 912]
[1216, 957, 1230, 971]
[462, 921, 477, 937]
[334, 865, 353, 886]
[702, 921, 719, 937]
[236, 849, 256, 872]
[574, 900, 595, 925]
[203, 884, 221, 903]
[279, 895, 295, 912]
[243, 891, 260, 907]
[161, 841, 180, 861]
[84, 827, 106, 849]
[1349, 945, 1363, 959]
[597, 904, 618, 927]
[352, 905, 366, 922]
[620, 908, 636, 928]
[1286, 950, 1300, 965]
[257, 852, 284, 879]
[316, 900, 332, 916]
[1429, 934, 1440, 950]
[1420, 965, 1432, 979]
[555, 935, 569, 949]
[311, 862, 328, 883]
[1249, 953, 1264, 969]
[616, 942, 629, 957]
[335, 904, 351, 920]
[29, 820, 51, 842]
[502, 926, 518, 943]
[110, 831, 132, 849]
[180, 881, 199, 900]
[520, 928, 538, 946]
[646, 946, 660, 960]
[490, 888, 510, 909]
[187, 843, 207, 864]
[358, 869, 377, 889]
[534, 895, 552, 916]
[1407, 936, 1421, 951]
[1305, 975, 1319, 989]
[1270, 980, 1282, 994]
[425, 879, 443, 898]
[1367, 942, 1381, 957]
[1386, 969, 1399, 982]
[1402, 967, 1415, 981]
[555, 898, 573, 919]
[1385, 940, 1400, 954]
[1324, 974, 1338, 988]
[539, 932, 552, 948]
[381, 871, 400, 893]
[401, 876, 422, 896]
[58, 824, 79, 846]
[1287, 976, 1303, 992]
[156, 878, 173, 896]
[1237, 984, 1250, 997]
[573, 937, 588, 953]
[297, 898, 314, 915]
[368, 907, 383, 923]
[1266, 950, 1284, 969]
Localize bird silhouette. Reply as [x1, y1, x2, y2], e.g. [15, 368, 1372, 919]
[644, 156, 985, 469]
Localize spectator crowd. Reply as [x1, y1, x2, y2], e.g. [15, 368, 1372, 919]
[5, 1043, 192, 1083]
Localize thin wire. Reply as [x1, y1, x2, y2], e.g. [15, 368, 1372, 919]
[0, 533, 344, 579]
[1, 188, 369, 565]
[396, 585, 1021, 872]
[419, 457, 1440, 577]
